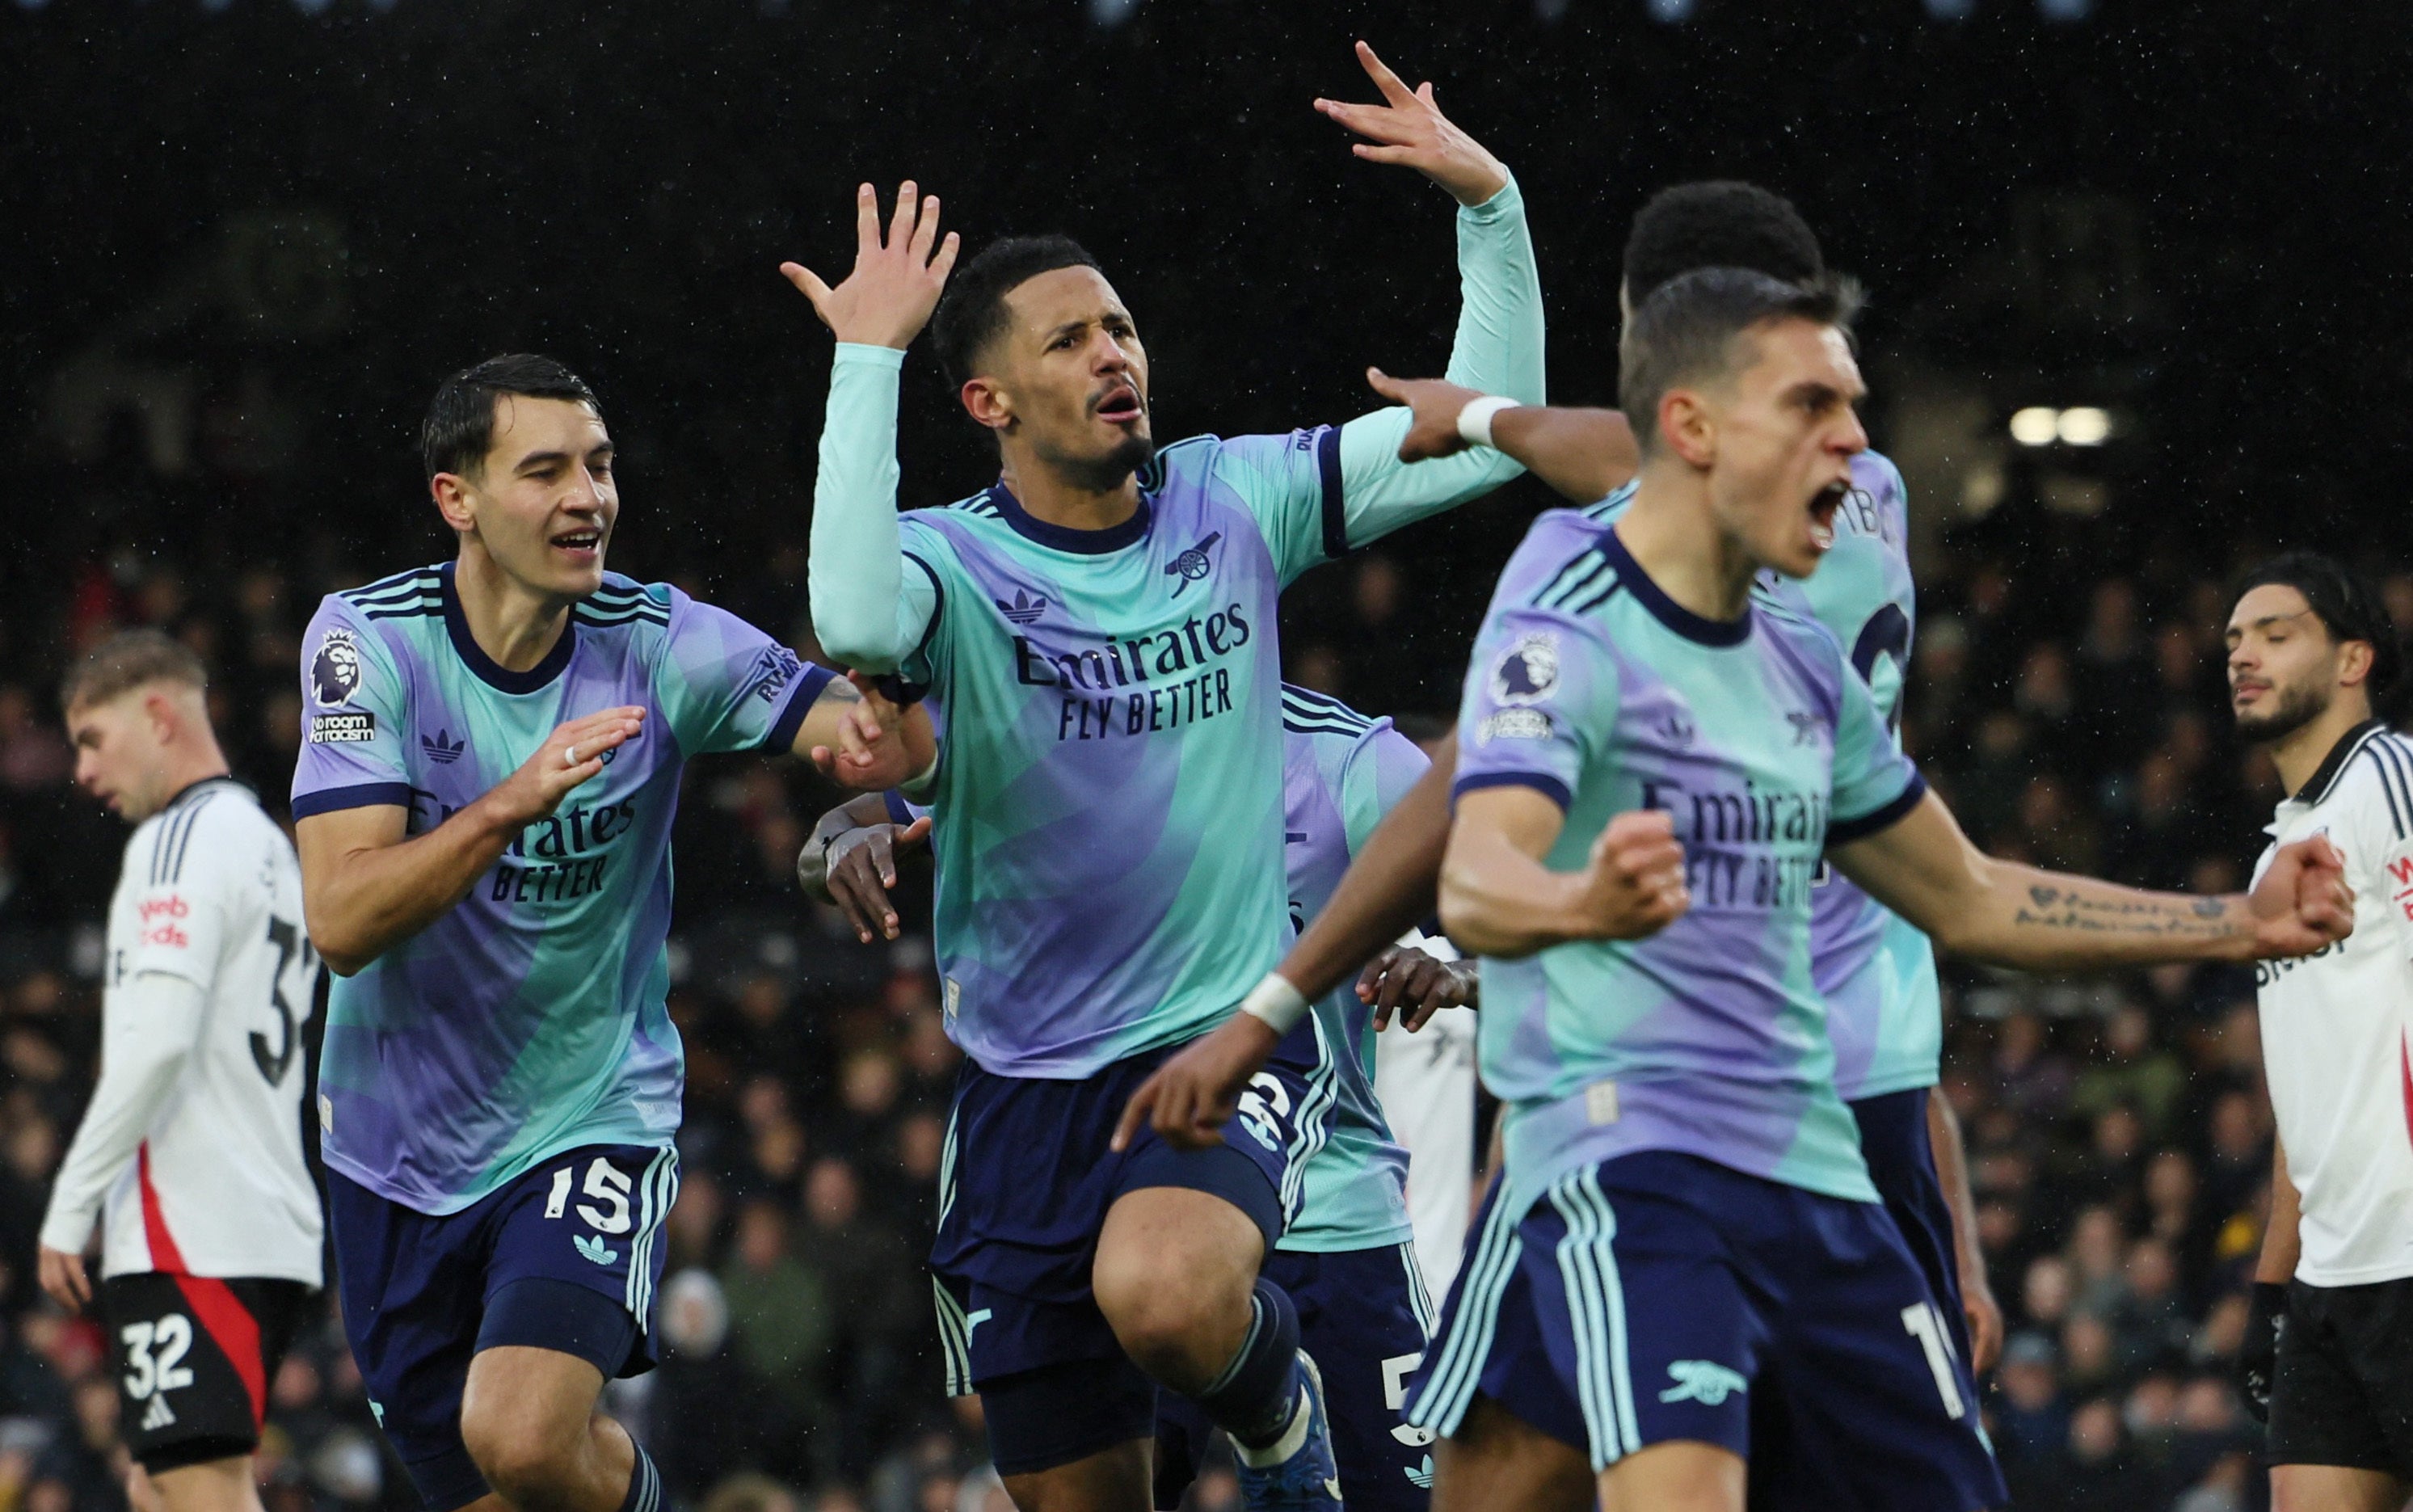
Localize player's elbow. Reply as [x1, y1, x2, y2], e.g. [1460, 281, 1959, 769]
[1436, 870, 1520, 960]
[304, 915, 375, 978]
[808, 613, 903, 676]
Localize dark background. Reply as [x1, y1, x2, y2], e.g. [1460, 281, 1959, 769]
[1, 2, 2409, 1509]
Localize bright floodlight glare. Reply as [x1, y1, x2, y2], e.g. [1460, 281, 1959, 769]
[2057, 407, 2112, 445]
[2009, 407, 2061, 446]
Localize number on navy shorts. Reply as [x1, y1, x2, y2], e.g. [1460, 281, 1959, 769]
[543, 1157, 634, 1234]
[1236, 1072, 1292, 1149]
[120, 1313, 196, 1400]
[1383, 1352, 1437, 1447]
[1901, 1302, 1967, 1419]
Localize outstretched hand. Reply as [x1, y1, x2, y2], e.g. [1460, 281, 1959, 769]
[781, 182, 961, 351]
[2247, 834, 2354, 958]
[1111, 1013, 1282, 1153]
[1315, 40, 1509, 208]
[1367, 369, 1486, 463]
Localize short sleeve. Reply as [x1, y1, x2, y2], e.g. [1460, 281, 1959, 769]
[122, 811, 236, 988]
[291, 598, 415, 819]
[2341, 752, 2413, 962]
[1452, 606, 1621, 814]
[1208, 427, 1345, 587]
[1826, 662, 1927, 847]
[655, 588, 836, 758]
[1337, 723, 1432, 856]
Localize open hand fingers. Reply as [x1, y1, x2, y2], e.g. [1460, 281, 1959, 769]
[1316, 96, 1419, 146]
[854, 182, 881, 256]
[908, 191, 945, 263]
[886, 181, 920, 255]
[780, 261, 836, 323]
[1353, 39, 1418, 106]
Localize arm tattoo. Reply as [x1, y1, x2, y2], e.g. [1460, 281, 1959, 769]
[2011, 883, 2232, 938]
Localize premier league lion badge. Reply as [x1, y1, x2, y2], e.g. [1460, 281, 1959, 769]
[312, 627, 363, 706]
[1489, 631, 1560, 706]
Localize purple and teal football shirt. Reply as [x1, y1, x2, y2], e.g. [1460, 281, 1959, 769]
[1453, 514, 1926, 1207]
[1587, 452, 1938, 1102]
[292, 562, 829, 1214]
[808, 176, 1544, 1079]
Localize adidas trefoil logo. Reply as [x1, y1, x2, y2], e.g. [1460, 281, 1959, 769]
[141, 1394, 177, 1431]
[996, 590, 1048, 625]
[422, 729, 466, 764]
[1407, 1456, 1434, 1490]
[575, 1234, 620, 1267]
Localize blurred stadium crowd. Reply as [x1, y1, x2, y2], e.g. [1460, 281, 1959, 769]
[0, 421, 2406, 1512]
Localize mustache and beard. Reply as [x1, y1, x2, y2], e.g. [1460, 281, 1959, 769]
[2234, 676, 2332, 744]
[1030, 388, 1157, 492]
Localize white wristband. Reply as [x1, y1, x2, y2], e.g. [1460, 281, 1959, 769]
[1237, 971, 1311, 1034]
[1456, 395, 1521, 449]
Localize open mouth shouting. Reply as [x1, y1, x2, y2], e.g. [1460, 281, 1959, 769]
[1807, 479, 1848, 554]
[1092, 379, 1143, 426]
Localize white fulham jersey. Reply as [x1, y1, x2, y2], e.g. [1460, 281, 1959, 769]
[44, 779, 323, 1283]
[2253, 719, 2413, 1287]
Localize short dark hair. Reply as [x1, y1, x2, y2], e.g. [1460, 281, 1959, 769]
[2234, 550, 2402, 696]
[421, 354, 600, 482]
[61, 630, 208, 714]
[1618, 267, 1862, 454]
[1623, 182, 1824, 308]
[930, 235, 1104, 389]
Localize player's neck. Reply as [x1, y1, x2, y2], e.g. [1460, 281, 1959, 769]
[996, 447, 1142, 533]
[141, 743, 232, 822]
[1615, 470, 1758, 624]
[453, 545, 574, 672]
[2268, 693, 2376, 797]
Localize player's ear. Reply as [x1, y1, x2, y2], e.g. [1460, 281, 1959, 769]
[141, 688, 180, 747]
[960, 377, 1013, 434]
[428, 471, 478, 533]
[1660, 388, 1716, 469]
[2339, 637, 2376, 690]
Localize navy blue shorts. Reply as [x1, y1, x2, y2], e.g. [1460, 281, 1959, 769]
[1851, 1087, 1978, 1368]
[329, 1144, 679, 1510]
[1405, 1152, 2000, 1510]
[1156, 1241, 1438, 1511]
[931, 1044, 1295, 1404]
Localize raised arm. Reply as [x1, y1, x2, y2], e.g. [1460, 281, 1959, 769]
[1315, 43, 1546, 545]
[785, 183, 958, 672]
[1362, 373, 1640, 505]
[297, 705, 642, 975]
[1829, 790, 2352, 970]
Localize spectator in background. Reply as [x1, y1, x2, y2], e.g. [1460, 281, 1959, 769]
[720, 1202, 833, 1440]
